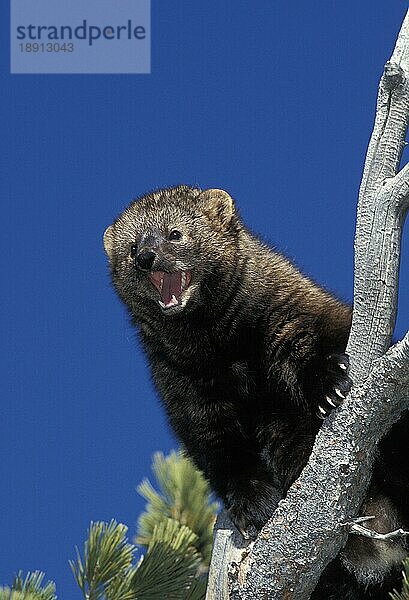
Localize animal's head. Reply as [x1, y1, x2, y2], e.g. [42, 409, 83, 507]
[103, 185, 241, 317]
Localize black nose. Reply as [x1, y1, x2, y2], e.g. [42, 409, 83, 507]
[136, 249, 156, 270]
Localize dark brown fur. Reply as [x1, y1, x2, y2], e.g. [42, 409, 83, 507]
[104, 185, 409, 599]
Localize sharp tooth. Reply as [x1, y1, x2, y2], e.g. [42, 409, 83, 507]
[159, 300, 166, 309]
[171, 294, 178, 304]
[181, 271, 186, 289]
[160, 277, 164, 292]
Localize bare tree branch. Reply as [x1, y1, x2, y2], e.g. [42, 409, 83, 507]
[349, 526, 409, 542]
[206, 512, 252, 600]
[206, 9, 409, 600]
[349, 9, 409, 380]
[343, 516, 409, 542]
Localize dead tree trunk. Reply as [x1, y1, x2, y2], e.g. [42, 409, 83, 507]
[206, 10, 409, 600]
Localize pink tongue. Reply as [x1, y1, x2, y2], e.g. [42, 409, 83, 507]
[161, 272, 182, 304]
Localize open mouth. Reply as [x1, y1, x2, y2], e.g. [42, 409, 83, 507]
[148, 270, 192, 310]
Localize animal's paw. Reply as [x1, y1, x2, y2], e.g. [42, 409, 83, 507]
[228, 503, 259, 539]
[317, 353, 352, 419]
[227, 482, 280, 539]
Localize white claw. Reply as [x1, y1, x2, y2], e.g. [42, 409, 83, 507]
[318, 405, 327, 417]
[339, 363, 347, 370]
[326, 395, 337, 408]
[334, 388, 346, 399]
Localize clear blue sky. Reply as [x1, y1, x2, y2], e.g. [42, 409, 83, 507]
[1, 1, 409, 597]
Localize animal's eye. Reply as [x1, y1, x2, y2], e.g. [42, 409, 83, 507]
[130, 244, 138, 257]
[169, 230, 182, 241]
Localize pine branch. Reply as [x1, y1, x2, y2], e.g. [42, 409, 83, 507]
[69, 520, 135, 600]
[0, 571, 57, 600]
[70, 517, 204, 600]
[131, 518, 203, 599]
[136, 450, 218, 565]
[70, 450, 217, 600]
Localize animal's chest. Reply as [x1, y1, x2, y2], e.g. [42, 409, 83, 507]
[146, 326, 266, 439]
[216, 360, 257, 401]
[163, 355, 262, 438]
[153, 327, 259, 391]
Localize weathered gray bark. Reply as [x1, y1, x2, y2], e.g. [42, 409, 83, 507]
[206, 9, 409, 600]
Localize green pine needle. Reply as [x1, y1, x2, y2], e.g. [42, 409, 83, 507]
[0, 571, 57, 600]
[70, 517, 207, 599]
[184, 577, 208, 600]
[131, 518, 203, 599]
[69, 520, 135, 600]
[136, 450, 219, 565]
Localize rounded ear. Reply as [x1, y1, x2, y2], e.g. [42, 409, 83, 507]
[103, 225, 115, 258]
[198, 189, 235, 231]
